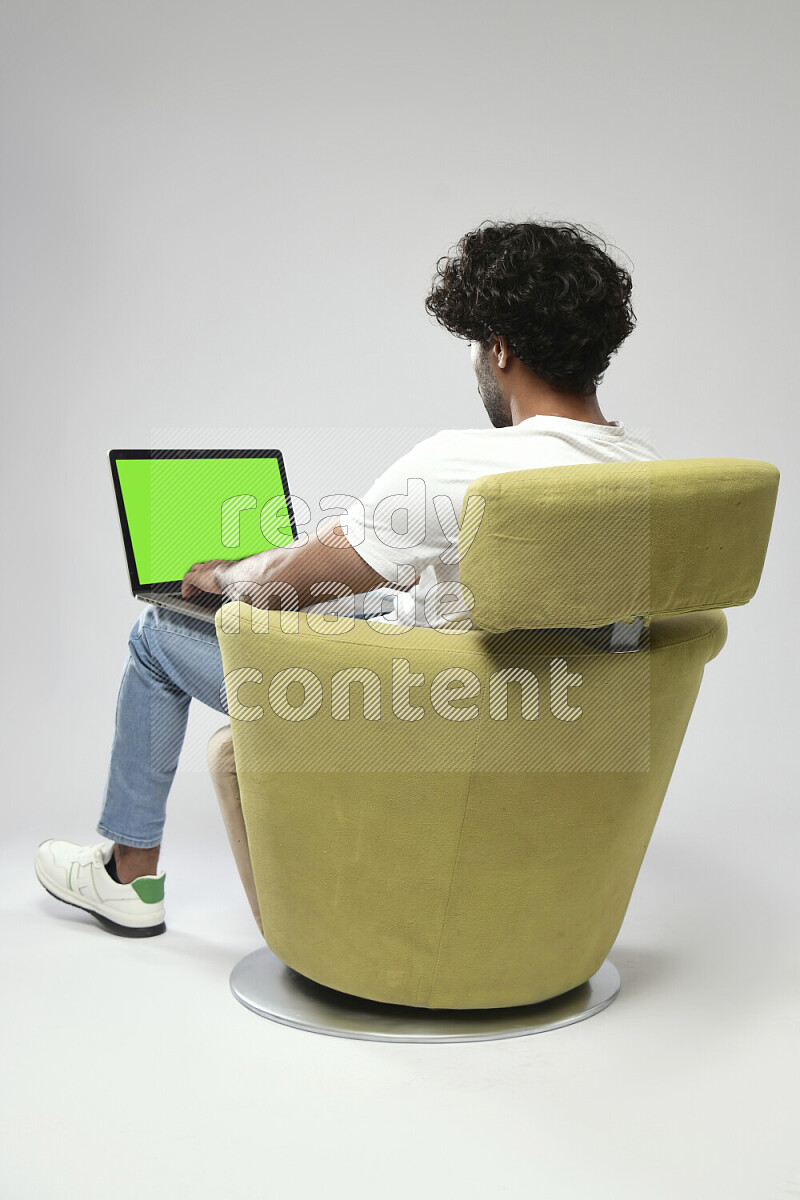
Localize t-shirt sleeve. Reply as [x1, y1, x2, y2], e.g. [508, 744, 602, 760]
[339, 433, 454, 583]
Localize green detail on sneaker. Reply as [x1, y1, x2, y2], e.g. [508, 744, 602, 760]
[131, 875, 165, 904]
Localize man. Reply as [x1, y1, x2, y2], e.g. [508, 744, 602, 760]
[35, 218, 660, 937]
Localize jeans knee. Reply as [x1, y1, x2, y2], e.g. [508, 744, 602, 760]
[128, 604, 159, 658]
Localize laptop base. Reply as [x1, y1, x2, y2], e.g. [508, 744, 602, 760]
[136, 590, 224, 624]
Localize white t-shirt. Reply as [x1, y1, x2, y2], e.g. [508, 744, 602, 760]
[327, 415, 662, 631]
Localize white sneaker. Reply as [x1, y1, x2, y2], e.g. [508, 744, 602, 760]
[35, 839, 166, 937]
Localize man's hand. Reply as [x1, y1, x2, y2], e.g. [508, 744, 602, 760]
[181, 559, 233, 599]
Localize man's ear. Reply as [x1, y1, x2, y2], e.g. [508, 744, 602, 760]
[493, 333, 511, 368]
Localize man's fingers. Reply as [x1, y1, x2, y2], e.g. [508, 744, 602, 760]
[181, 565, 199, 598]
[181, 560, 229, 598]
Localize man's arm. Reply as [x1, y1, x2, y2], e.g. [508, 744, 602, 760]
[180, 518, 396, 610]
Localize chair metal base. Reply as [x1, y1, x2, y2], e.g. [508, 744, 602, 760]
[230, 946, 621, 1043]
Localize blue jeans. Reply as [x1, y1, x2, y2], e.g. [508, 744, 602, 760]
[97, 603, 372, 849]
[97, 605, 228, 848]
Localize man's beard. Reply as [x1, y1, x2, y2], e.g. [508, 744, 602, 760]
[475, 358, 511, 428]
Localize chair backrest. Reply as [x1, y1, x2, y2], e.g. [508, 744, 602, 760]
[457, 457, 779, 633]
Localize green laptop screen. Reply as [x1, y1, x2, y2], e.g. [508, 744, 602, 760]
[115, 455, 295, 586]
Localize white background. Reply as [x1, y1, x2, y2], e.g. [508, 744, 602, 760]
[1, 2, 797, 1198]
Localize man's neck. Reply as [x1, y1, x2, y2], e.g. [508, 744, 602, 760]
[509, 390, 612, 426]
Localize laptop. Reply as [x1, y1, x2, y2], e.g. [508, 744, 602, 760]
[109, 448, 298, 624]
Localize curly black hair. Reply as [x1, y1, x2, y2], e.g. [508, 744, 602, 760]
[424, 220, 636, 394]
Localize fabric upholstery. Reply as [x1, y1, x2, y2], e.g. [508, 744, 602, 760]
[215, 606, 727, 1008]
[209, 457, 777, 1010]
[459, 458, 779, 631]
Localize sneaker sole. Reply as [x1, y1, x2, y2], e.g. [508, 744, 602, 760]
[35, 867, 166, 938]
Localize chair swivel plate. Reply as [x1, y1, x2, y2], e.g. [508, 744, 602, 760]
[230, 945, 621, 1043]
